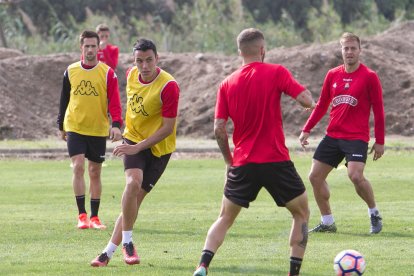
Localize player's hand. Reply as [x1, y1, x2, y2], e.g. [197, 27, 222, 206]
[99, 41, 107, 49]
[109, 127, 122, 142]
[369, 143, 384, 161]
[113, 144, 139, 157]
[299, 131, 310, 149]
[59, 130, 67, 141]
[305, 101, 316, 111]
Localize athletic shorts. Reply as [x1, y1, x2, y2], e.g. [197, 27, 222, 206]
[313, 135, 368, 168]
[123, 138, 171, 193]
[224, 161, 306, 208]
[66, 132, 106, 163]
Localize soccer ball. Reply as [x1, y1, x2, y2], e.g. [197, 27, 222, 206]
[334, 249, 366, 275]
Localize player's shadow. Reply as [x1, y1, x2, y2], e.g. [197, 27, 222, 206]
[192, 265, 324, 276]
[160, 264, 296, 275]
[138, 228, 201, 237]
[334, 230, 414, 238]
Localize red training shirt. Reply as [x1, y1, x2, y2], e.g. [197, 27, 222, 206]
[97, 43, 119, 70]
[215, 62, 306, 166]
[303, 63, 385, 144]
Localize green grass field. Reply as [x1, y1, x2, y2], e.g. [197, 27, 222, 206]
[0, 151, 413, 275]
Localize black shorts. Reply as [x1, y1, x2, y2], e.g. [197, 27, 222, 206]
[313, 135, 368, 168]
[224, 161, 306, 208]
[123, 138, 171, 193]
[66, 132, 106, 163]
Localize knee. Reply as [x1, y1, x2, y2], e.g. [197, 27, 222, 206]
[72, 163, 84, 176]
[88, 166, 100, 179]
[288, 192, 310, 221]
[292, 198, 310, 220]
[221, 214, 236, 226]
[348, 171, 364, 185]
[308, 171, 321, 186]
[214, 208, 238, 229]
[125, 177, 141, 196]
[293, 206, 310, 222]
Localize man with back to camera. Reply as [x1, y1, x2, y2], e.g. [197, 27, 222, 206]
[193, 28, 316, 276]
[299, 32, 385, 234]
[57, 30, 123, 230]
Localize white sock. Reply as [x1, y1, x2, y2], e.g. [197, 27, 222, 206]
[368, 207, 379, 216]
[321, 214, 334, 225]
[122, 230, 133, 245]
[103, 241, 118, 258]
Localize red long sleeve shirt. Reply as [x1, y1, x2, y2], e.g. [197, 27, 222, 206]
[303, 63, 385, 144]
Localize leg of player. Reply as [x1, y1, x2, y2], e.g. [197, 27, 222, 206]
[347, 162, 382, 234]
[308, 159, 337, 233]
[91, 174, 148, 267]
[285, 191, 309, 276]
[120, 168, 143, 265]
[88, 161, 106, 229]
[121, 188, 147, 264]
[193, 196, 242, 276]
[72, 154, 89, 229]
[91, 214, 122, 267]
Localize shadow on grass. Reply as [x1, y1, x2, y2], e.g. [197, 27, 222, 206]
[138, 227, 283, 239]
[309, 230, 414, 238]
[162, 264, 324, 276]
[138, 228, 200, 236]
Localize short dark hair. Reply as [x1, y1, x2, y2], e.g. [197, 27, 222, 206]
[96, 23, 110, 33]
[132, 38, 157, 56]
[237, 28, 265, 56]
[79, 30, 100, 46]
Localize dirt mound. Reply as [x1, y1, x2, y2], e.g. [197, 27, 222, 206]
[0, 21, 413, 140]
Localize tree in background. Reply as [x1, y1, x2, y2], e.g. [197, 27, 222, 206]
[0, 0, 413, 54]
[241, 0, 323, 42]
[375, 0, 414, 20]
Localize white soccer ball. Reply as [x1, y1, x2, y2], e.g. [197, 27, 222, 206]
[334, 249, 366, 275]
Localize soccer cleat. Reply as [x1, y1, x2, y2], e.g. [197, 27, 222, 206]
[90, 252, 110, 267]
[77, 213, 89, 229]
[370, 213, 383, 234]
[89, 216, 107, 230]
[122, 242, 140, 265]
[193, 265, 208, 276]
[308, 222, 337, 233]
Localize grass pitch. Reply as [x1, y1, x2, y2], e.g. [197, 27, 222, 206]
[0, 150, 413, 275]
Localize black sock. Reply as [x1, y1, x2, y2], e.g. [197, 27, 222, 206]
[289, 257, 303, 276]
[75, 195, 86, 215]
[90, 198, 100, 218]
[199, 249, 215, 268]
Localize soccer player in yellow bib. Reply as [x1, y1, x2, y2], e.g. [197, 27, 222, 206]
[57, 30, 123, 230]
[91, 38, 180, 267]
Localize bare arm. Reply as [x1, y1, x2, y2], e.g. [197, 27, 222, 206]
[214, 118, 233, 166]
[296, 89, 316, 149]
[113, 117, 176, 156]
[296, 89, 316, 109]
